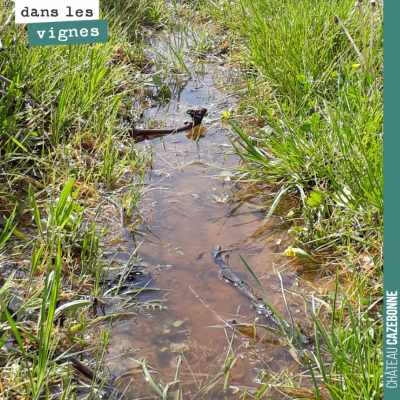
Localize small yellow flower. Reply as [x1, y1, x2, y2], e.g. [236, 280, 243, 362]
[284, 246, 295, 257]
[286, 210, 294, 218]
[352, 63, 360, 69]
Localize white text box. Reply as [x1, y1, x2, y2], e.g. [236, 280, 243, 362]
[15, 1, 99, 23]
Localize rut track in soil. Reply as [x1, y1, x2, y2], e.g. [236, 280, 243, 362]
[100, 31, 319, 400]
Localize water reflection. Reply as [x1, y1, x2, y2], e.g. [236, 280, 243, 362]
[100, 34, 313, 400]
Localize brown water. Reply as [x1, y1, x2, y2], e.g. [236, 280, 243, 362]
[101, 33, 319, 399]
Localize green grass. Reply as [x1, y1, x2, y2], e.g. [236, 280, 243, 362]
[250, 264, 383, 400]
[254, 291, 383, 400]
[0, 181, 108, 398]
[223, 0, 382, 398]
[306, 278, 383, 400]
[0, 0, 384, 397]
[0, 0, 171, 397]
[0, 1, 155, 216]
[182, 0, 384, 266]
[167, 0, 383, 398]
[216, 0, 383, 254]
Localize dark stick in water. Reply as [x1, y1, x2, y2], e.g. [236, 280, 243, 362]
[130, 108, 208, 139]
[69, 356, 96, 381]
[212, 245, 313, 347]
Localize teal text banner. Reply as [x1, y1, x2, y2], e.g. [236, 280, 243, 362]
[384, 0, 400, 398]
[28, 19, 107, 46]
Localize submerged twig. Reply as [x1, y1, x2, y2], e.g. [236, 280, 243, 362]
[69, 356, 96, 381]
[131, 108, 207, 140]
[195, 246, 240, 261]
[213, 246, 309, 345]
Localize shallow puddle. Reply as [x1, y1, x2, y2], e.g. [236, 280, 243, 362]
[102, 33, 317, 399]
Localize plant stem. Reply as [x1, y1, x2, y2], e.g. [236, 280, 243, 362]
[334, 16, 365, 67]
[358, 0, 368, 68]
[370, 1, 375, 74]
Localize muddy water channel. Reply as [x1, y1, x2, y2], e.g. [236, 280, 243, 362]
[103, 34, 317, 399]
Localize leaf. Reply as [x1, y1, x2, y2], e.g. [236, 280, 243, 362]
[290, 247, 315, 261]
[29, 186, 43, 238]
[8, 135, 27, 152]
[0, 331, 8, 349]
[300, 122, 312, 133]
[173, 354, 182, 400]
[54, 300, 92, 319]
[296, 75, 307, 83]
[142, 359, 169, 399]
[159, 84, 171, 98]
[0, 271, 16, 296]
[15, 299, 43, 317]
[266, 185, 290, 218]
[366, 121, 380, 133]
[310, 113, 320, 126]
[55, 179, 75, 223]
[212, 195, 228, 203]
[306, 190, 324, 208]
[290, 347, 307, 365]
[208, 325, 232, 328]
[152, 73, 162, 86]
[0, 207, 16, 250]
[191, 372, 225, 400]
[163, 382, 175, 400]
[366, 74, 374, 85]
[369, 327, 374, 339]
[173, 320, 183, 327]
[0, 297, 36, 392]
